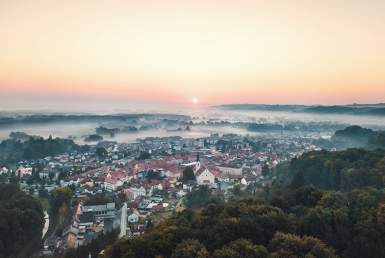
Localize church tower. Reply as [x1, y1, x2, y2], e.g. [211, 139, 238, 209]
[195, 153, 201, 172]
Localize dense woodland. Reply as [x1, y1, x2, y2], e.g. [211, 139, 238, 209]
[99, 146, 385, 258]
[0, 183, 45, 258]
[99, 185, 385, 258]
[0, 135, 90, 165]
[274, 148, 385, 192]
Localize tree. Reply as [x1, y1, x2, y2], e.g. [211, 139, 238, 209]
[48, 172, 55, 180]
[26, 176, 34, 186]
[268, 232, 337, 258]
[38, 187, 49, 198]
[0, 184, 44, 257]
[171, 239, 210, 258]
[289, 171, 305, 191]
[213, 239, 268, 258]
[183, 166, 195, 182]
[29, 187, 35, 195]
[95, 147, 107, 158]
[51, 187, 72, 214]
[232, 185, 242, 198]
[57, 203, 69, 229]
[9, 175, 20, 184]
[138, 151, 151, 160]
[184, 185, 212, 209]
[262, 163, 270, 177]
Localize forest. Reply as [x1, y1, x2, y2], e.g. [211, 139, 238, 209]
[99, 186, 385, 258]
[0, 135, 90, 165]
[0, 183, 45, 258]
[274, 148, 385, 192]
[98, 147, 385, 258]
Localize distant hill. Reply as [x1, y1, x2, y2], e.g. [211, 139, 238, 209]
[331, 125, 373, 144]
[298, 106, 375, 114]
[214, 104, 385, 116]
[213, 104, 307, 111]
[356, 107, 385, 116]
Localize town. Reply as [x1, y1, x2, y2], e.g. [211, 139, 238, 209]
[4, 131, 329, 256]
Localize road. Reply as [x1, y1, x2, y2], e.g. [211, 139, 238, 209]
[117, 202, 127, 238]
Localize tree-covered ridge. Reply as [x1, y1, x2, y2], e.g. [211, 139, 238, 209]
[0, 135, 90, 165]
[100, 185, 385, 258]
[0, 183, 45, 258]
[98, 195, 330, 258]
[275, 148, 385, 191]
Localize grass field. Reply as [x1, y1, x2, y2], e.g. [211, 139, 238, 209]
[175, 197, 186, 212]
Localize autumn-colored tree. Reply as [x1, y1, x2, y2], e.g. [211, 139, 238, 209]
[171, 239, 210, 258]
[268, 232, 338, 258]
[51, 186, 72, 214]
[57, 203, 69, 229]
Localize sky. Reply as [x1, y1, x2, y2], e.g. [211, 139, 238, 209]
[1, 0, 385, 111]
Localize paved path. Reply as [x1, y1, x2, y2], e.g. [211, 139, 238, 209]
[42, 211, 49, 238]
[119, 202, 127, 238]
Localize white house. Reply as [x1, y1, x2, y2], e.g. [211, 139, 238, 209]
[131, 186, 147, 199]
[127, 209, 140, 223]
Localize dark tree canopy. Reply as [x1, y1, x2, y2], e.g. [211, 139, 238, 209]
[289, 170, 305, 191]
[262, 163, 270, 177]
[182, 166, 195, 182]
[0, 184, 44, 257]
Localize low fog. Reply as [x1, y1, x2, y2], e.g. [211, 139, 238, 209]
[1, 106, 385, 145]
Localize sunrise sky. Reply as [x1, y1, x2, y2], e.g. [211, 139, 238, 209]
[1, 0, 385, 111]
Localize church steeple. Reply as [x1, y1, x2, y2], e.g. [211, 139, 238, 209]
[195, 153, 201, 172]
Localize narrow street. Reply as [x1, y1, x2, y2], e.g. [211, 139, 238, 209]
[117, 202, 127, 238]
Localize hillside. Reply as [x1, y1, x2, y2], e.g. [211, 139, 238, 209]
[98, 185, 385, 258]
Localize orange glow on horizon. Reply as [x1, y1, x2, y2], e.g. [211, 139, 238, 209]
[1, 0, 385, 108]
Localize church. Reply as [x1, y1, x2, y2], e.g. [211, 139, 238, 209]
[194, 154, 215, 185]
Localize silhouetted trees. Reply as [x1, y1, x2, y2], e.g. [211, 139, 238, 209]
[0, 184, 44, 257]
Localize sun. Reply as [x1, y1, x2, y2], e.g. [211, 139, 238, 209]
[192, 98, 198, 104]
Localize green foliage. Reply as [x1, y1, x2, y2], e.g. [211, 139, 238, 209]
[171, 239, 210, 258]
[85, 147, 385, 258]
[183, 166, 195, 182]
[268, 232, 337, 258]
[137, 151, 151, 160]
[51, 186, 72, 214]
[289, 171, 305, 191]
[213, 238, 268, 258]
[0, 184, 44, 257]
[276, 148, 385, 191]
[232, 185, 242, 198]
[9, 175, 20, 184]
[262, 163, 270, 177]
[100, 197, 296, 258]
[95, 147, 107, 158]
[147, 169, 163, 180]
[38, 186, 49, 198]
[184, 185, 212, 209]
[331, 125, 374, 149]
[367, 131, 385, 147]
